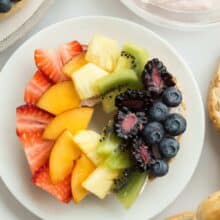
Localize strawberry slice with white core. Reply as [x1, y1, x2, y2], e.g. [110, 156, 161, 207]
[32, 165, 72, 203]
[24, 70, 53, 104]
[34, 49, 69, 83]
[16, 104, 54, 136]
[59, 40, 83, 65]
[19, 133, 54, 174]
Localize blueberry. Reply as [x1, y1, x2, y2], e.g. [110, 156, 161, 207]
[162, 87, 182, 107]
[142, 122, 165, 145]
[148, 102, 168, 122]
[150, 159, 169, 177]
[0, 0, 11, 13]
[164, 113, 186, 136]
[159, 137, 180, 158]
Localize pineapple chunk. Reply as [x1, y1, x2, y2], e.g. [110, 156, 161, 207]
[72, 63, 109, 100]
[86, 35, 120, 72]
[73, 130, 103, 165]
[83, 165, 120, 199]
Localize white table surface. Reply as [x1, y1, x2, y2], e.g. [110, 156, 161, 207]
[1, 0, 220, 219]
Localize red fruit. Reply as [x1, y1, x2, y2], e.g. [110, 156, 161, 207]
[59, 40, 83, 65]
[24, 70, 53, 104]
[19, 133, 54, 174]
[16, 104, 54, 136]
[82, 44, 88, 51]
[59, 41, 83, 64]
[34, 49, 69, 83]
[32, 165, 72, 203]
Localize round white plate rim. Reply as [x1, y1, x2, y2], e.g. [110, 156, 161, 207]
[0, 16, 205, 220]
[120, 0, 220, 31]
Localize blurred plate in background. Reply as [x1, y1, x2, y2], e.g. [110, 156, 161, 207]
[121, 0, 220, 30]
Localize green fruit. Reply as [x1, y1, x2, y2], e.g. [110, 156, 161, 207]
[102, 87, 128, 113]
[116, 170, 148, 208]
[94, 69, 142, 95]
[97, 121, 122, 157]
[105, 151, 131, 170]
[114, 51, 136, 73]
[121, 43, 149, 78]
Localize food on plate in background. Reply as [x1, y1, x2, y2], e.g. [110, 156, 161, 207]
[141, 0, 219, 12]
[167, 191, 220, 220]
[208, 64, 220, 130]
[0, 0, 28, 21]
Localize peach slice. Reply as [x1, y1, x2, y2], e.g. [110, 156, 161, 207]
[49, 130, 81, 183]
[62, 52, 87, 77]
[71, 154, 95, 203]
[43, 108, 94, 140]
[37, 81, 80, 115]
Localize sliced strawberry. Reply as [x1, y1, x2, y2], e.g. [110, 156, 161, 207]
[82, 44, 88, 51]
[19, 133, 54, 174]
[16, 104, 54, 136]
[59, 40, 83, 65]
[24, 70, 53, 104]
[32, 165, 72, 203]
[34, 49, 69, 83]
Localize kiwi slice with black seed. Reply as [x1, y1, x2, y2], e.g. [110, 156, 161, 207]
[94, 69, 142, 95]
[114, 43, 149, 78]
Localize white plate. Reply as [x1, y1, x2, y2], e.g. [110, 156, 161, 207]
[0, 16, 205, 220]
[120, 0, 220, 31]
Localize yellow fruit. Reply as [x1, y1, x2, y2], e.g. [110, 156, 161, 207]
[73, 130, 103, 165]
[37, 81, 80, 115]
[49, 130, 81, 183]
[43, 108, 94, 140]
[72, 63, 109, 100]
[82, 165, 119, 199]
[85, 35, 120, 72]
[71, 154, 95, 203]
[62, 52, 87, 77]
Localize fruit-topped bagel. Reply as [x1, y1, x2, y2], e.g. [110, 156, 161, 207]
[0, 0, 27, 21]
[16, 35, 187, 207]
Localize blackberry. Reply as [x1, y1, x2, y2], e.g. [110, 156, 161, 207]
[119, 141, 130, 152]
[113, 169, 132, 192]
[115, 89, 152, 111]
[142, 58, 175, 97]
[114, 107, 147, 140]
[131, 138, 152, 171]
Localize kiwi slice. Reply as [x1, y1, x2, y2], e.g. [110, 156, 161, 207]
[102, 87, 128, 113]
[97, 121, 122, 157]
[114, 51, 136, 73]
[115, 43, 149, 78]
[105, 151, 131, 170]
[94, 69, 142, 95]
[116, 170, 148, 208]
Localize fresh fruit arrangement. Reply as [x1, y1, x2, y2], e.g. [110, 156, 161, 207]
[16, 35, 187, 208]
